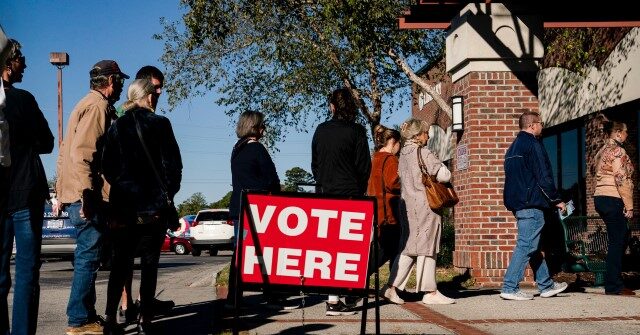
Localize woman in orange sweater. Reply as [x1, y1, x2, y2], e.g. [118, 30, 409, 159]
[593, 116, 635, 295]
[367, 124, 402, 302]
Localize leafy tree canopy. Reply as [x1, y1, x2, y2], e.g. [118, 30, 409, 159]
[283, 166, 314, 192]
[210, 191, 233, 209]
[177, 192, 209, 217]
[157, 0, 446, 145]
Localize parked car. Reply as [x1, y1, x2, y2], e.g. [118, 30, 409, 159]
[189, 209, 233, 256]
[162, 233, 192, 255]
[41, 200, 76, 259]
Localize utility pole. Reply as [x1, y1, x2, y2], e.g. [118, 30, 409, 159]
[49, 52, 69, 148]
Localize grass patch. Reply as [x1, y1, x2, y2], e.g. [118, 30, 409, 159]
[216, 262, 474, 289]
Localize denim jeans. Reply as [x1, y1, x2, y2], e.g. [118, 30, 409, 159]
[0, 205, 43, 335]
[66, 202, 105, 327]
[594, 196, 628, 293]
[502, 208, 553, 293]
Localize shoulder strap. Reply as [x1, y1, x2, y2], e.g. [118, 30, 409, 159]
[380, 155, 391, 221]
[417, 147, 428, 175]
[132, 111, 169, 199]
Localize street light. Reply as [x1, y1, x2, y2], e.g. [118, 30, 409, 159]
[451, 95, 464, 132]
[49, 52, 69, 148]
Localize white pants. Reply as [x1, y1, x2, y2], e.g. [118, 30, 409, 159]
[389, 254, 437, 292]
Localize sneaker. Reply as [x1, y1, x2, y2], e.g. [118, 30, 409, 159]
[380, 286, 404, 304]
[540, 282, 568, 298]
[421, 291, 455, 305]
[344, 296, 363, 308]
[65, 321, 103, 335]
[265, 297, 300, 310]
[499, 290, 534, 301]
[325, 301, 357, 316]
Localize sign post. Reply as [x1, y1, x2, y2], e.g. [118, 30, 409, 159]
[232, 191, 379, 335]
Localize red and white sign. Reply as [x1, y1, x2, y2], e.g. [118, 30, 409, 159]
[239, 193, 375, 290]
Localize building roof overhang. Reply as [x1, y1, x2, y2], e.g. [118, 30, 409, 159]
[399, 1, 640, 29]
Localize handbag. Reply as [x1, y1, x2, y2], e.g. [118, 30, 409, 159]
[417, 148, 459, 211]
[133, 111, 181, 231]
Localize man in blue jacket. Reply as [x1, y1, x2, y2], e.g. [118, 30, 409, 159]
[501, 111, 568, 301]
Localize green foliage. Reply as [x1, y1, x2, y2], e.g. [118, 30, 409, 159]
[177, 192, 209, 217]
[437, 212, 454, 267]
[157, 0, 445, 145]
[283, 167, 314, 192]
[210, 191, 232, 209]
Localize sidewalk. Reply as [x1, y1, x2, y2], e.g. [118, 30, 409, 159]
[213, 267, 640, 335]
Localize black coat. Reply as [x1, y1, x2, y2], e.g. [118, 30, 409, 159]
[2, 84, 53, 212]
[311, 118, 371, 196]
[102, 107, 182, 215]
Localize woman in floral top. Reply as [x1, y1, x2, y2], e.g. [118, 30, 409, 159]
[593, 116, 635, 295]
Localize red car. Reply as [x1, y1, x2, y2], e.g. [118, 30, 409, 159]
[162, 233, 193, 255]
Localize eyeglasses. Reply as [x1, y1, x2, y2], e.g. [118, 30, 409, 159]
[532, 121, 545, 127]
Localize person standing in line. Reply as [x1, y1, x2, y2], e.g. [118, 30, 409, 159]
[0, 38, 54, 335]
[593, 115, 635, 296]
[115, 66, 176, 324]
[500, 111, 568, 301]
[56, 60, 127, 335]
[102, 78, 182, 334]
[228, 110, 288, 309]
[311, 87, 371, 316]
[367, 124, 402, 274]
[383, 118, 455, 305]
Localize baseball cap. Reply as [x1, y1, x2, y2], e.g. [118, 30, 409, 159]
[90, 60, 130, 79]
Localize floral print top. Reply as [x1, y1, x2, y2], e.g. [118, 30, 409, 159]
[594, 138, 634, 210]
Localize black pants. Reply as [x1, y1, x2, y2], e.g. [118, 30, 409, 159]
[105, 223, 165, 320]
[594, 196, 628, 293]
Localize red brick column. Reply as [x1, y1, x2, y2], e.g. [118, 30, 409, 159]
[451, 71, 540, 287]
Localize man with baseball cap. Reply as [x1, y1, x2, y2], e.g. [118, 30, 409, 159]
[56, 59, 127, 335]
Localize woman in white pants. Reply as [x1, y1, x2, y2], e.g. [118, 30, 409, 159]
[381, 118, 455, 305]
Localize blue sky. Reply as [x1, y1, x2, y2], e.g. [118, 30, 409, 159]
[1, 0, 410, 205]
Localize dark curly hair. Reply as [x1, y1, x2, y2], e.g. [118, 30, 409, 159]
[330, 88, 358, 122]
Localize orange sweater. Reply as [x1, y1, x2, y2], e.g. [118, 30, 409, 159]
[594, 139, 634, 210]
[367, 151, 401, 227]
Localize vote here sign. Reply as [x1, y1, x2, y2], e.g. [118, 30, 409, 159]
[239, 193, 375, 290]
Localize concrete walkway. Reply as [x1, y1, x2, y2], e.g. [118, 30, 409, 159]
[213, 272, 640, 335]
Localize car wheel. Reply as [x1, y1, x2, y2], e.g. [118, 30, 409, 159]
[209, 247, 218, 256]
[191, 247, 202, 257]
[174, 243, 187, 255]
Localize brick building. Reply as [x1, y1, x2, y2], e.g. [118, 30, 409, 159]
[406, 3, 640, 287]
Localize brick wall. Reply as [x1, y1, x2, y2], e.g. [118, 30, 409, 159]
[451, 71, 540, 287]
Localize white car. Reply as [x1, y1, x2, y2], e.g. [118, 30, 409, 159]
[189, 209, 234, 256]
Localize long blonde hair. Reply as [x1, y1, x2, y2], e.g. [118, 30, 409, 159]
[121, 79, 155, 112]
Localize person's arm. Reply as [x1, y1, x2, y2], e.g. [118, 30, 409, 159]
[354, 126, 371, 194]
[161, 117, 183, 199]
[69, 104, 108, 219]
[30, 94, 54, 154]
[529, 141, 562, 203]
[257, 143, 280, 192]
[422, 147, 451, 183]
[612, 148, 634, 216]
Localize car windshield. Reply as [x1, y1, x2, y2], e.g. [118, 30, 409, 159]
[196, 211, 228, 221]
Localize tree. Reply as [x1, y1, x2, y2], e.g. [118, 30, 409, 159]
[210, 191, 232, 209]
[156, 0, 448, 145]
[283, 167, 314, 192]
[177, 192, 209, 217]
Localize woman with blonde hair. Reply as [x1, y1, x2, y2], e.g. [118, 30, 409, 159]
[102, 78, 183, 333]
[382, 118, 455, 305]
[593, 115, 635, 295]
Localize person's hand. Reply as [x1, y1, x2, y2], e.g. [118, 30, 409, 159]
[556, 202, 566, 213]
[624, 209, 634, 219]
[80, 190, 97, 220]
[51, 196, 62, 216]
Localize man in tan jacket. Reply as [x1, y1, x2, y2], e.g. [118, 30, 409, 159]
[56, 60, 128, 335]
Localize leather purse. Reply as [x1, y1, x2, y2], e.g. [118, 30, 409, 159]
[417, 148, 459, 211]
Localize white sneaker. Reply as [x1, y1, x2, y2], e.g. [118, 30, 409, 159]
[540, 282, 568, 298]
[500, 290, 534, 301]
[422, 291, 455, 305]
[380, 286, 404, 304]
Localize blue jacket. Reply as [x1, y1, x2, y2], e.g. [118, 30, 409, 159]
[503, 131, 561, 212]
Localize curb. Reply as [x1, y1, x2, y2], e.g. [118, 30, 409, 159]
[188, 263, 225, 288]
